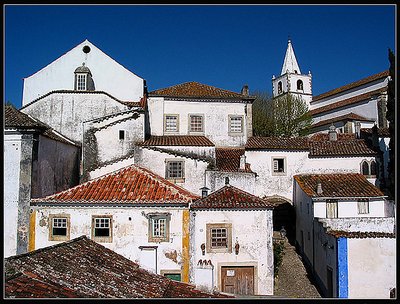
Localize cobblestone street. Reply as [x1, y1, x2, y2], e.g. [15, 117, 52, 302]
[274, 237, 322, 298]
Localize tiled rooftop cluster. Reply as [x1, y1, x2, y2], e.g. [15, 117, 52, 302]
[5, 236, 231, 298]
[293, 173, 385, 198]
[31, 165, 199, 205]
[149, 81, 254, 100]
[326, 230, 395, 239]
[191, 185, 275, 210]
[311, 70, 389, 102]
[360, 127, 390, 137]
[140, 135, 215, 147]
[311, 112, 373, 128]
[215, 148, 253, 172]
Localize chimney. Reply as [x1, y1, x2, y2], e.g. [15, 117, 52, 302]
[316, 182, 323, 195]
[241, 85, 249, 97]
[239, 154, 246, 170]
[225, 177, 230, 185]
[200, 186, 210, 198]
[328, 124, 337, 141]
[355, 121, 361, 139]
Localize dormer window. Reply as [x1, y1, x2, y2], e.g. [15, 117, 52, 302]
[74, 63, 95, 91]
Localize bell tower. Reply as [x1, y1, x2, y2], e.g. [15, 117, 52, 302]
[272, 39, 312, 107]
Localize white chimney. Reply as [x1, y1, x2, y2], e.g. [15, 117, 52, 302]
[239, 154, 246, 170]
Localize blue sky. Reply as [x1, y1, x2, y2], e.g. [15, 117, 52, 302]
[4, 4, 396, 109]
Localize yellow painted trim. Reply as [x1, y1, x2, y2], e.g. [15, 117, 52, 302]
[181, 209, 190, 283]
[28, 210, 36, 252]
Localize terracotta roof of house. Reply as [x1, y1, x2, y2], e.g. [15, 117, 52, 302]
[215, 148, 253, 173]
[293, 173, 385, 198]
[312, 70, 389, 102]
[309, 132, 358, 141]
[309, 87, 387, 116]
[360, 127, 390, 137]
[149, 81, 255, 101]
[191, 184, 274, 210]
[139, 135, 215, 147]
[308, 139, 377, 157]
[245, 136, 310, 150]
[31, 165, 199, 206]
[326, 230, 395, 239]
[5, 236, 232, 298]
[5, 105, 79, 146]
[311, 112, 375, 128]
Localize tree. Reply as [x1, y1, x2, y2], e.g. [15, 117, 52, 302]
[252, 91, 312, 137]
[386, 48, 395, 200]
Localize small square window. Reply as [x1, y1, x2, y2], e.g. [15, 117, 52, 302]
[166, 160, 184, 182]
[206, 223, 232, 253]
[357, 199, 369, 214]
[272, 157, 286, 175]
[119, 130, 125, 140]
[164, 115, 179, 133]
[148, 213, 170, 243]
[92, 215, 112, 243]
[49, 214, 70, 241]
[229, 115, 243, 134]
[189, 115, 204, 133]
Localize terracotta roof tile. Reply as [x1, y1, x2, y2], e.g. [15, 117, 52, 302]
[31, 165, 199, 205]
[360, 127, 390, 137]
[309, 87, 387, 116]
[245, 136, 310, 150]
[312, 70, 389, 102]
[5, 236, 232, 298]
[326, 230, 395, 239]
[149, 81, 254, 101]
[311, 112, 374, 128]
[309, 133, 358, 141]
[140, 135, 215, 147]
[293, 173, 385, 198]
[308, 139, 376, 157]
[191, 185, 274, 210]
[215, 148, 253, 173]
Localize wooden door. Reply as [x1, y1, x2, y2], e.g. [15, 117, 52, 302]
[221, 266, 254, 295]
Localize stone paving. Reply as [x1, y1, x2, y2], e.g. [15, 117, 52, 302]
[274, 237, 322, 298]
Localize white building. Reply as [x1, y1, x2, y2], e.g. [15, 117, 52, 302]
[190, 181, 275, 296]
[293, 172, 395, 298]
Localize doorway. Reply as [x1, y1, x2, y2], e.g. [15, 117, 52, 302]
[221, 266, 254, 295]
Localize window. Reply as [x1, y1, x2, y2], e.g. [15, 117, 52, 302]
[229, 115, 243, 134]
[361, 160, 377, 177]
[326, 199, 338, 218]
[357, 199, 369, 214]
[119, 130, 125, 140]
[76, 74, 87, 91]
[297, 80, 303, 90]
[206, 223, 232, 253]
[49, 214, 70, 241]
[164, 114, 179, 133]
[189, 114, 204, 133]
[165, 160, 184, 181]
[161, 270, 182, 282]
[148, 213, 170, 242]
[278, 81, 283, 94]
[272, 157, 286, 175]
[92, 215, 112, 243]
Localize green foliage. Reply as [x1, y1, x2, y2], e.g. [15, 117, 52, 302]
[252, 91, 312, 137]
[273, 240, 285, 278]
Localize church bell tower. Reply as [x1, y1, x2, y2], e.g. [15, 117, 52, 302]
[272, 39, 312, 107]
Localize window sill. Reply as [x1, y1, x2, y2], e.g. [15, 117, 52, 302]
[228, 132, 244, 137]
[272, 172, 286, 176]
[167, 178, 185, 183]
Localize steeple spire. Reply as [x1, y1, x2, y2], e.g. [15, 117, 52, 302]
[281, 39, 301, 75]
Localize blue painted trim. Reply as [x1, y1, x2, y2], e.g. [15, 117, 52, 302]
[337, 237, 348, 298]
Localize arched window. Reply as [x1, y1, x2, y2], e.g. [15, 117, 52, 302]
[370, 160, 377, 176]
[362, 161, 370, 175]
[278, 81, 282, 94]
[297, 80, 303, 90]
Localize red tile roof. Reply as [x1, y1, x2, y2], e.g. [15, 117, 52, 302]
[140, 135, 215, 147]
[311, 112, 374, 128]
[309, 133, 358, 141]
[5, 236, 232, 298]
[360, 127, 390, 138]
[149, 81, 254, 101]
[308, 139, 377, 157]
[293, 173, 385, 198]
[309, 87, 386, 116]
[312, 70, 389, 102]
[326, 230, 395, 239]
[215, 148, 253, 173]
[245, 136, 310, 150]
[191, 185, 274, 210]
[31, 165, 199, 206]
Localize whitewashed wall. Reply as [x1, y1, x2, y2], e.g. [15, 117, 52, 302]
[33, 206, 185, 275]
[147, 97, 251, 147]
[22, 40, 144, 106]
[189, 209, 274, 295]
[4, 132, 23, 257]
[206, 171, 256, 195]
[319, 217, 395, 233]
[347, 237, 396, 298]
